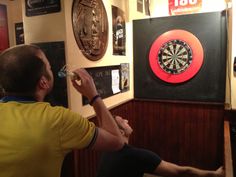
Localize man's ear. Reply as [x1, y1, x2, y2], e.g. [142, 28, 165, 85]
[38, 76, 49, 89]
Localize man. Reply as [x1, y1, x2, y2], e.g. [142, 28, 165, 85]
[96, 116, 224, 177]
[0, 44, 125, 177]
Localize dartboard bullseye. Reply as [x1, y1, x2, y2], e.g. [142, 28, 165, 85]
[149, 29, 203, 83]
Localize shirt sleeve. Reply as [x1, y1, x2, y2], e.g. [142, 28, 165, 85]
[58, 108, 97, 151]
[134, 146, 162, 173]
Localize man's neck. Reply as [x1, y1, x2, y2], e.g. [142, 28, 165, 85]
[34, 93, 44, 102]
[34, 89, 47, 102]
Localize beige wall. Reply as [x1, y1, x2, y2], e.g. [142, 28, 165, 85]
[2, 0, 234, 114]
[64, 0, 133, 117]
[230, 1, 236, 109]
[22, 0, 66, 44]
[129, 0, 226, 19]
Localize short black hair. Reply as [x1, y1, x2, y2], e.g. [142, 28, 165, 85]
[0, 45, 47, 95]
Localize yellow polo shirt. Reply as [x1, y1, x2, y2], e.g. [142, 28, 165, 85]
[0, 101, 96, 177]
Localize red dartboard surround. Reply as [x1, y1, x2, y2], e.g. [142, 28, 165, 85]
[149, 29, 204, 83]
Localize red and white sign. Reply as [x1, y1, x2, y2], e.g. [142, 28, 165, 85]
[169, 0, 202, 15]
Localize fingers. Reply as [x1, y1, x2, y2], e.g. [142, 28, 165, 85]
[70, 68, 98, 99]
[71, 79, 81, 91]
[72, 68, 89, 81]
[115, 116, 123, 120]
[72, 68, 91, 86]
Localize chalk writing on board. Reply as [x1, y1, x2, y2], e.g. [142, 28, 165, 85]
[82, 65, 120, 105]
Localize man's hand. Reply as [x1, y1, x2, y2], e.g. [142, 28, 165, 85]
[71, 68, 98, 101]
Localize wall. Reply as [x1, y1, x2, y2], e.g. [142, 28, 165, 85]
[129, 0, 231, 108]
[64, 0, 133, 118]
[0, 0, 22, 46]
[68, 1, 228, 176]
[230, 1, 236, 109]
[22, 1, 66, 44]
[0, 1, 232, 177]
[129, 0, 226, 19]
[1, 0, 231, 115]
[71, 100, 224, 177]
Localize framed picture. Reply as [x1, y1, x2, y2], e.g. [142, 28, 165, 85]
[120, 63, 130, 92]
[144, 0, 150, 16]
[15, 22, 24, 45]
[137, 0, 143, 13]
[112, 5, 126, 56]
[25, 0, 61, 17]
[169, 0, 202, 15]
[0, 4, 9, 52]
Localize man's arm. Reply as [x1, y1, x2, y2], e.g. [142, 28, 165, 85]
[71, 68, 125, 151]
[154, 160, 224, 177]
[90, 97, 125, 150]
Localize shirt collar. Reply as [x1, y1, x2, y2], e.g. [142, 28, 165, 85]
[0, 96, 36, 103]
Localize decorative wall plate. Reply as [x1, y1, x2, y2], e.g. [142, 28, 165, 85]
[149, 29, 204, 83]
[72, 0, 108, 61]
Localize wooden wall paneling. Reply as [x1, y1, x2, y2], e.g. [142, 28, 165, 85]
[225, 110, 236, 176]
[75, 149, 101, 177]
[132, 100, 224, 169]
[224, 121, 234, 177]
[62, 100, 225, 177]
[73, 101, 135, 177]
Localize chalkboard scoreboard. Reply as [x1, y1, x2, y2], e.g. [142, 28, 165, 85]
[83, 64, 130, 105]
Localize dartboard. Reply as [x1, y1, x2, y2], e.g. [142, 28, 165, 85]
[149, 29, 203, 83]
[158, 39, 193, 74]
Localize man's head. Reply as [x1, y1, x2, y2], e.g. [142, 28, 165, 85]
[114, 116, 133, 140]
[0, 44, 54, 99]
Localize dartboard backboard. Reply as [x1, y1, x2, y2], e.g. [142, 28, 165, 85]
[133, 11, 227, 103]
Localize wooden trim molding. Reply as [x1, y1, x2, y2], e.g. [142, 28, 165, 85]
[224, 121, 234, 177]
